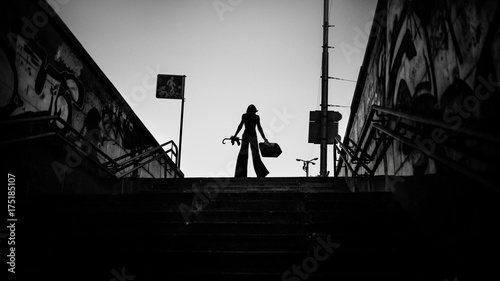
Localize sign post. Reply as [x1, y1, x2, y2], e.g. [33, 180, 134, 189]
[178, 89, 185, 169]
[156, 74, 186, 168]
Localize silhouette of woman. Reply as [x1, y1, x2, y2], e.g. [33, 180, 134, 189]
[231, 104, 269, 177]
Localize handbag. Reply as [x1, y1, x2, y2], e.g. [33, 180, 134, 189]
[259, 142, 282, 158]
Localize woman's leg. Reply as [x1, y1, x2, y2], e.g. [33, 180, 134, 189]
[235, 139, 249, 177]
[249, 136, 269, 177]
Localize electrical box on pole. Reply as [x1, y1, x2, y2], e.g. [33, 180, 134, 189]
[308, 110, 342, 144]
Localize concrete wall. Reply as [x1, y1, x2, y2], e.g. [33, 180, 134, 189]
[341, 0, 500, 179]
[1, 0, 182, 188]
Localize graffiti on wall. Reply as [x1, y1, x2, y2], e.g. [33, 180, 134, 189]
[1, 34, 83, 126]
[1, 31, 138, 161]
[352, 0, 500, 175]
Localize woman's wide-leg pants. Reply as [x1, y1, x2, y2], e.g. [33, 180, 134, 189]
[235, 135, 269, 178]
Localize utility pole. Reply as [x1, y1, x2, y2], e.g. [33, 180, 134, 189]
[320, 0, 330, 177]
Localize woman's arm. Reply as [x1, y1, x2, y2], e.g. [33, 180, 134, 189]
[233, 115, 244, 138]
[256, 116, 268, 143]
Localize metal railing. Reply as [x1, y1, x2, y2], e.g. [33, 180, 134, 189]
[0, 115, 181, 179]
[334, 104, 498, 192]
[110, 140, 178, 178]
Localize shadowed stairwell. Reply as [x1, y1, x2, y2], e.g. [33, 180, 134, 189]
[20, 177, 462, 280]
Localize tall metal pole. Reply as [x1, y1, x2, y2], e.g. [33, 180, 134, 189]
[178, 96, 184, 169]
[178, 76, 186, 169]
[320, 0, 330, 177]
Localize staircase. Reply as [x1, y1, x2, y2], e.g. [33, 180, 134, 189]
[19, 177, 449, 280]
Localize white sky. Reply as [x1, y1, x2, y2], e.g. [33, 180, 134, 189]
[52, 0, 377, 177]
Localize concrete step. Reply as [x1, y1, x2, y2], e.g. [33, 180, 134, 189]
[22, 248, 446, 278]
[25, 231, 429, 253]
[18, 177, 448, 280]
[24, 210, 413, 233]
[117, 177, 350, 193]
[24, 191, 399, 213]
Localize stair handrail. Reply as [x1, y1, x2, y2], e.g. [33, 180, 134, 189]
[0, 115, 63, 146]
[349, 107, 377, 161]
[1, 115, 119, 165]
[1, 115, 181, 179]
[111, 140, 178, 174]
[116, 147, 176, 178]
[372, 123, 497, 192]
[334, 104, 498, 191]
[48, 117, 180, 178]
[334, 135, 373, 176]
[1, 115, 119, 177]
[372, 105, 500, 144]
[333, 109, 379, 177]
[333, 139, 356, 175]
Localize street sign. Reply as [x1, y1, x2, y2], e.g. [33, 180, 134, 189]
[156, 74, 185, 99]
